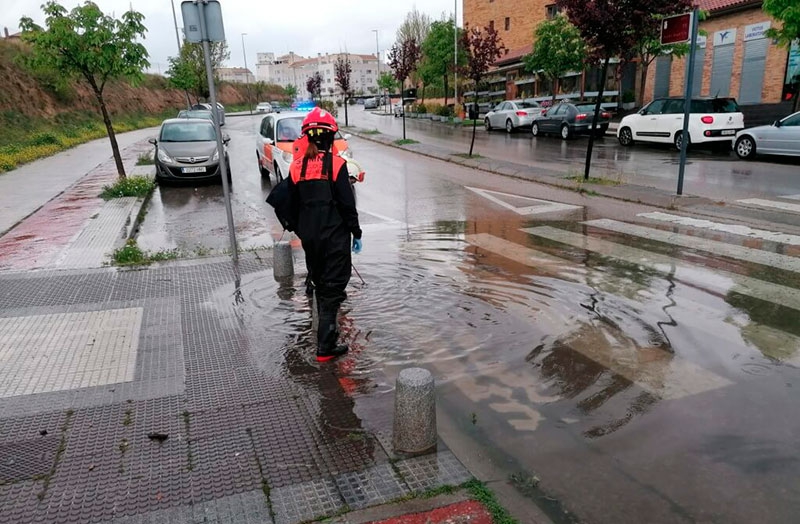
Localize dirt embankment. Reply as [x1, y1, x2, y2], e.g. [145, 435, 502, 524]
[0, 39, 266, 119]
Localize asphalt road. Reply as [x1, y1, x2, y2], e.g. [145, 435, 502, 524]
[137, 113, 800, 524]
[348, 108, 800, 201]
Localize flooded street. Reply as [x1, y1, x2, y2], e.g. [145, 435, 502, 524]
[139, 114, 800, 523]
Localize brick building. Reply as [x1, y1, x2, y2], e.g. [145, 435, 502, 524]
[646, 0, 797, 106]
[462, 0, 795, 108]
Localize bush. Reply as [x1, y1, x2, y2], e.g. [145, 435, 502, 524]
[415, 103, 427, 114]
[30, 132, 62, 146]
[436, 105, 453, 117]
[100, 175, 155, 200]
[318, 100, 338, 117]
[622, 90, 635, 103]
[112, 239, 147, 265]
[426, 103, 442, 116]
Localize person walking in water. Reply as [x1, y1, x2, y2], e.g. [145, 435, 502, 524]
[287, 108, 362, 362]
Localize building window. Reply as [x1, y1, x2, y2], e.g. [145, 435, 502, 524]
[366, 69, 372, 74]
[489, 20, 494, 31]
[546, 4, 559, 19]
[505, 17, 510, 31]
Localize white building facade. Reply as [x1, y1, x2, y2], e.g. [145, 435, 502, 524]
[256, 51, 380, 99]
[217, 67, 255, 84]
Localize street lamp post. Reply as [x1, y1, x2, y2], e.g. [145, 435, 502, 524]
[170, 0, 191, 108]
[454, 0, 458, 111]
[241, 33, 252, 114]
[373, 29, 386, 112]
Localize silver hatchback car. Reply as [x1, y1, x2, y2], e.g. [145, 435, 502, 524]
[150, 119, 230, 185]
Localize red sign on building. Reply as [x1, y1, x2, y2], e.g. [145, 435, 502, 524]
[661, 13, 692, 45]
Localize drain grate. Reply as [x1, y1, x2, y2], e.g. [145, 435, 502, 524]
[0, 436, 60, 484]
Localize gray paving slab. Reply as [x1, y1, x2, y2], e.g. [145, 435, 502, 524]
[394, 450, 473, 494]
[271, 477, 346, 524]
[55, 196, 138, 269]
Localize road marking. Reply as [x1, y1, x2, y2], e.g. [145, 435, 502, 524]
[637, 212, 800, 246]
[465, 233, 733, 400]
[465, 187, 582, 215]
[736, 198, 800, 214]
[584, 218, 800, 273]
[522, 226, 800, 313]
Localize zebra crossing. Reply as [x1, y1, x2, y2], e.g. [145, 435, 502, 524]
[464, 202, 800, 416]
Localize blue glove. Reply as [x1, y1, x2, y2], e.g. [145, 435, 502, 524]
[352, 238, 362, 254]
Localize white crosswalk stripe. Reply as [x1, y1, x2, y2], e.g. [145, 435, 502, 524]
[736, 198, 800, 214]
[465, 233, 734, 400]
[522, 226, 800, 312]
[637, 211, 800, 246]
[584, 218, 800, 273]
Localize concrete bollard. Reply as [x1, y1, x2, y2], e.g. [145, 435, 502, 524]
[273, 241, 294, 280]
[393, 367, 437, 455]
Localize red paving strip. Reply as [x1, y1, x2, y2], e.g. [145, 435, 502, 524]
[0, 145, 147, 271]
[368, 500, 493, 524]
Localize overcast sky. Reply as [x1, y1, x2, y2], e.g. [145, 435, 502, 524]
[5, 0, 459, 74]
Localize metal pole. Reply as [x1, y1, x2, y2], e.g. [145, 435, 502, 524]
[171, 0, 192, 108]
[454, 0, 458, 109]
[241, 32, 252, 114]
[677, 8, 699, 196]
[197, 0, 238, 262]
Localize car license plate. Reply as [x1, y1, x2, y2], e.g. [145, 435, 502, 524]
[181, 167, 206, 173]
[721, 130, 735, 136]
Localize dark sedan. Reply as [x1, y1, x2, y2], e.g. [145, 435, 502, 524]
[532, 102, 611, 140]
[149, 119, 230, 185]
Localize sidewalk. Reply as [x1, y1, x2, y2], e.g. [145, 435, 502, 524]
[0, 134, 515, 523]
[0, 255, 481, 524]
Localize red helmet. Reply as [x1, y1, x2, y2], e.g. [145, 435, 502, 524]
[301, 107, 338, 135]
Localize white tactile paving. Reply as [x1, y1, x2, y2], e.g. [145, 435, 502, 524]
[56, 197, 138, 269]
[0, 308, 142, 398]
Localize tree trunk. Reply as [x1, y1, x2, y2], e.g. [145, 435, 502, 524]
[90, 81, 126, 179]
[443, 75, 449, 107]
[584, 56, 610, 180]
[551, 76, 557, 103]
[344, 96, 349, 127]
[638, 58, 650, 108]
[469, 91, 478, 156]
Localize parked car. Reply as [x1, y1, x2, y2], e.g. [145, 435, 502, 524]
[532, 102, 611, 139]
[149, 119, 230, 185]
[177, 109, 214, 123]
[617, 97, 744, 150]
[256, 112, 355, 183]
[363, 97, 379, 110]
[484, 100, 542, 133]
[191, 102, 226, 126]
[256, 102, 272, 113]
[733, 111, 800, 160]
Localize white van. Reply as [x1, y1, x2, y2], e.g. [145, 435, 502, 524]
[617, 97, 744, 150]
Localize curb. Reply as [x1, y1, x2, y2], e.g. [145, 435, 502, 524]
[124, 166, 155, 244]
[348, 128, 709, 211]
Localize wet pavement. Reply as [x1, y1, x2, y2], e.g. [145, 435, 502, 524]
[131, 114, 800, 523]
[349, 109, 800, 202]
[2, 112, 800, 523]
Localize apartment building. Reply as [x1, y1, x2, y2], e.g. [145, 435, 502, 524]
[463, 0, 795, 106]
[255, 51, 380, 98]
[217, 67, 255, 84]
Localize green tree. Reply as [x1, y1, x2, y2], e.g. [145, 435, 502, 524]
[419, 18, 465, 107]
[19, 1, 149, 178]
[166, 41, 229, 104]
[284, 84, 298, 100]
[764, 0, 800, 111]
[523, 15, 586, 103]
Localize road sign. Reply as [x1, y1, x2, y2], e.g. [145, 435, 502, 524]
[661, 12, 692, 45]
[181, 1, 225, 43]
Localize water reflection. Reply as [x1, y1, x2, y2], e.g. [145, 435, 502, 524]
[216, 217, 799, 446]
